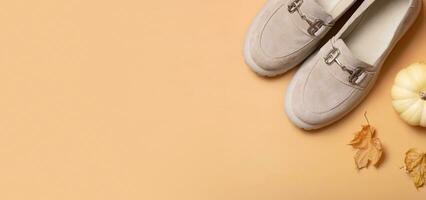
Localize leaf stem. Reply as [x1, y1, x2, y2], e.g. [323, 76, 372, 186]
[364, 111, 371, 126]
[364, 111, 375, 135]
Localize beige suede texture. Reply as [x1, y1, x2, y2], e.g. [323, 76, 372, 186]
[246, 0, 351, 72]
[287, 0, 422, 128]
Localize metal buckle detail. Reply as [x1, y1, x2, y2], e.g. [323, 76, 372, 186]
[324, 47, 367, 85]
[288, 0, 303, 13]
[287, 0, 326, 36]
[324, 48, 340, 65]
[348, 67, 367, 85]
[308, 19, 324, 36]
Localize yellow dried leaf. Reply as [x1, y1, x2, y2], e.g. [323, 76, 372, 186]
[404, 149, 426, 189]
[349, 113, 383, 169]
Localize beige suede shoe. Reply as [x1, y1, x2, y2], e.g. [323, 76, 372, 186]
[244, 0, 358, 77]
[285, 0, 422, 130]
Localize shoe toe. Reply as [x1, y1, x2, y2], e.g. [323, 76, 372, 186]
[245, 0, 318, 73]
[286, 51, 355, 129]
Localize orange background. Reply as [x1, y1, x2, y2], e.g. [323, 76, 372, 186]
[0, 0, 425, 199]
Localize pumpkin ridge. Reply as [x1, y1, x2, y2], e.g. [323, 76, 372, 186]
[401, 100, 423, 125]
[407, 66, 425, 87]
[392, 86, 418, 100]
[393, 99, 418, 113]
[395, 81, 420, 93]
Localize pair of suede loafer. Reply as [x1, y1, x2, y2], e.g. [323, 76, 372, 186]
[244, 0, 422, 130]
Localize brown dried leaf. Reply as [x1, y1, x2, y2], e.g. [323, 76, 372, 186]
[349, 125, 375, 149]
[349, 113, 383, 169]
[369, 138, 383, 165]
[404, 149, 426, 189]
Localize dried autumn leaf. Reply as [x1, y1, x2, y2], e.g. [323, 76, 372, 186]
[348, 113, 383, 169]
[404, 149, 426, 189]
[349, 125, 375, 149]
[369, 138, 383, 165]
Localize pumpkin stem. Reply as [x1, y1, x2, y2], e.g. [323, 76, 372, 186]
[421, 91, 426, 100]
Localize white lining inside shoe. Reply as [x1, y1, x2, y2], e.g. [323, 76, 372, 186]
[316, 0, 354, 18]
[345, 0, 410, 65]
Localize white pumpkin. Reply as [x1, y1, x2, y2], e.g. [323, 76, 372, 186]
[391, 63, 426, 127]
